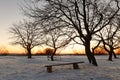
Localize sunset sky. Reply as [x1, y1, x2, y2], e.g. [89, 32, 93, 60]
[0, 0, 86, 54]
[0, 0, 26, 53]
[0, 0, 107, 55]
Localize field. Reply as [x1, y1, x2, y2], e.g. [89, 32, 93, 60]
[0, 55, 120, 80]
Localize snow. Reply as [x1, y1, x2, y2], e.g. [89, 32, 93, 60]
[0, 55, 120, 80]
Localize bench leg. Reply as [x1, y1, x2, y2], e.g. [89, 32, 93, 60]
[73, 63, 79, 69]
[47, 66, 52, 73]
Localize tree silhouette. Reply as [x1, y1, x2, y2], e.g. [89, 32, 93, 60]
[97, 17, 120, 61]
[9, 20, 44, 58]
[44, 28, 72, 61]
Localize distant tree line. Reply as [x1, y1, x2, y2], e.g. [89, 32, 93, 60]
[0, 46, 9, 55]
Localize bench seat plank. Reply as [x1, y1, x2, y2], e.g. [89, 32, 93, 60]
[45, 61, 84, 67]
[45, 61, 84, 73]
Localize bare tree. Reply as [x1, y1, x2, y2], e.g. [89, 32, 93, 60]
[9, 20, 43, 58]
[22, 0, 120, 66]
[44, 27, 73, 61]
[97, 17, 120, 61]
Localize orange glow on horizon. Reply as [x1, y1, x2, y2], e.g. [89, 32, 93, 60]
[94, 47, 108, 55]
[1, 45, 84, 54]
[115, 48, 120, 55]
[1, 45, 120, 55]
[3, 45, 26, 54]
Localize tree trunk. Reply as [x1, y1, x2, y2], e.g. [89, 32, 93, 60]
[113, 50, 117, 59]
[51, 49, 56, 61]
[51, 54, 54, 61]
[108, 47, 113, 61]
[27, 48, 32, 59]
[108, 47, 118, 60]
[108, 51, 112, 61]
[85, 41, 98, 66]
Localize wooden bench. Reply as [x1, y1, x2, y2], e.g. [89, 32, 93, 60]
[45, 61, 84, 73]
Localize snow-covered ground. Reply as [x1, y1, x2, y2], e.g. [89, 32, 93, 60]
[0, 55, 120, 80]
